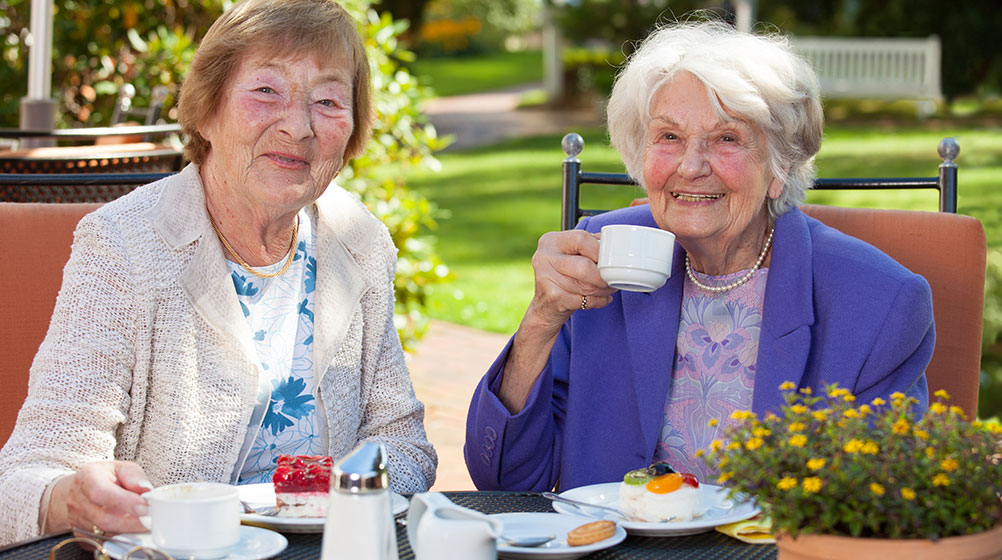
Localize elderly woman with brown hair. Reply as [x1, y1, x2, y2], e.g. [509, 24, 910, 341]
[465, 19, 933, 493]
[0, 0, 435, 544]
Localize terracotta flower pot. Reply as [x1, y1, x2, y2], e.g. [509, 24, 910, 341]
[776, 524, 1002, 560]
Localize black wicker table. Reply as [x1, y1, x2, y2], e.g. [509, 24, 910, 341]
[0, 491, 776, 560]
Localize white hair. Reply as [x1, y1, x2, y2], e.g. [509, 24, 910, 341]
[606, 19, 823, 217]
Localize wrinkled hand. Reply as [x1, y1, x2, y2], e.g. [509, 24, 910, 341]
[46, 461, 153, 536]
[526, 230, 617, 333]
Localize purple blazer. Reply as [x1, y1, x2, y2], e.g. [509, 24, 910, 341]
[464, 205, 933, 492]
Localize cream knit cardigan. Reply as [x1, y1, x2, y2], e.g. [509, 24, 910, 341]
[0, 165, 437, 544]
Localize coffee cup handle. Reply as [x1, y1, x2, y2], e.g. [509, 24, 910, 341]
[138, 491, 153, 530]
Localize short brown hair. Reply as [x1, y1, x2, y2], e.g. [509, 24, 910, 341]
[178, 0, 373, 165]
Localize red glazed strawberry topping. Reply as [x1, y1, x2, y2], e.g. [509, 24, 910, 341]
[681, 472, 700, 488]
[272, 454, 333, 493]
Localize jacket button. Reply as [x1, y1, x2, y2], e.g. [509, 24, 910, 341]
[480, 452, 491, 466]
[485, 426, 497, 439]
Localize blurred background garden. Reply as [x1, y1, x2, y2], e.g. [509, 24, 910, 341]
[2, 0, 1001, 419]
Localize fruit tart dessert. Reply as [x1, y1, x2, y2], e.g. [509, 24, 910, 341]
[272, 454, 333, 517]
[619, 461, 703, 522]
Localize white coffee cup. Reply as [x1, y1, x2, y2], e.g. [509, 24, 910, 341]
[598, 224, 676, 292]
[139, 482, 241, 559]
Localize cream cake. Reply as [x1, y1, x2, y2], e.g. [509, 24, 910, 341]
[619, 462, 703, 522]
[272, 454, 333, 517]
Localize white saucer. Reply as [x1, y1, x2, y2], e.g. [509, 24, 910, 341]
[103, 526, 287, 560]
[238, 483, 408, 533]
[493, 512, 627, 559]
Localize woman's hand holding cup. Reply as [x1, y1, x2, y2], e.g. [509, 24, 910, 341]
[46, 460, 153, 536]
[527, 230, 617, 332]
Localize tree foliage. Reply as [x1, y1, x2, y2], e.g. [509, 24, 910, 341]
[0, 0, 448, 349]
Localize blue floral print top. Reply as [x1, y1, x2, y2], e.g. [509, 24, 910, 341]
[230, 208, 324, 484]
[653, 268, 768, 481]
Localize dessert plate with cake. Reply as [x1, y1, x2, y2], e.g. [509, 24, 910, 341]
[491, 513, 627, 559]
[550, 462, 759, 536]
[239, 454, 409, 533]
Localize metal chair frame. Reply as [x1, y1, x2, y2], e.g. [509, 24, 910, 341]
[560, 133, 960, 230]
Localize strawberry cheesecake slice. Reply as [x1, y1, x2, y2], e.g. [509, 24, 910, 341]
[272, 454, 333, 517]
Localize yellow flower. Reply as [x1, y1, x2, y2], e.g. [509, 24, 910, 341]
[890, 392, 905, 400]
[777, 477, 798, 491]
[791, 404, 808, 414]
[730, 410, 756, 421]
[799, 387, 813, 395]
[858, 404, 872, 416]
[708, 418, 719, 427]
[949, 406, 966, 418]
[718, 472, 733, 484]
[789, 434, 808, 448]
[901, 488, 916, 501]
[932, 473, 950, 487]
[718, 457, 728, 469]
[870, 483, 885, 496]
[745, 437, 764, 450]
[912, 428, 929, 441]
[930, 402, 947, 414]
[694, 449, 705, 458]
[861, 441, 879, 454]
[788, 422, 806, 433]
[871, 397, 886, 406]
[779, 381, 796, 391]
[842, 394, 856, 402]
[940, 458, 959, 472]
[892, 418, 910, 435]
[710, 439, 724, 452]
[727, 441, 741, 450]
[753, 427, 772, 438]
[812, 410, 828, 422]
[933, 389, 950, 400]
[843, 408, 860, 419]
[843, 439, 864, 453]
[925, 447, 935, 459]
[807, 458, 826, 471]
[802, 477, 822, 493]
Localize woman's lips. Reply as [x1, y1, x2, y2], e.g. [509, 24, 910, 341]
[266, 153, 309, 168]
[672, 192, 724, 202]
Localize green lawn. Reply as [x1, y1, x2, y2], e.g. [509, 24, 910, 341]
[408, 50, 543, 97]
[407, 125, 1002, 334]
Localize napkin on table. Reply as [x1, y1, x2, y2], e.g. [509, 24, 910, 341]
[715, 514, 775, 544]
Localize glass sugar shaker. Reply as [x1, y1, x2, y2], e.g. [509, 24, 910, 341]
[321, 442, 399, 560]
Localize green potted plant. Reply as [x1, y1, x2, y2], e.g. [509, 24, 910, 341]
[703, 383, 1002, 559]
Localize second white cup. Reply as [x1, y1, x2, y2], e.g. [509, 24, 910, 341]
[139, 482, 241, 559]
[598, 224, 676, 292]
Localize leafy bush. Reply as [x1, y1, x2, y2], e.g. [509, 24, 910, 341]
[0, 0, 448, 350]
[981, 249, 1002, 419]
[704, 383, 1002, 539]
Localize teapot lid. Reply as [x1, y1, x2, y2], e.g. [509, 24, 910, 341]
[333, 442, 389, 493]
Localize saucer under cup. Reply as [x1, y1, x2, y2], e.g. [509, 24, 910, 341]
[598, 225, 675, 292]
[142, 482, 241, 559]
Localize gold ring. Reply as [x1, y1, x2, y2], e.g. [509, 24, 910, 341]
[92, 524, 104, 536]
[580, 295, 589, 310]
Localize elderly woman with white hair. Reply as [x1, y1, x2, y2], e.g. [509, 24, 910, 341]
[464, 19, 933, 491]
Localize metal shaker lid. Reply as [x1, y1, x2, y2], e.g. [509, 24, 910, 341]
[333, 442, 389, 493]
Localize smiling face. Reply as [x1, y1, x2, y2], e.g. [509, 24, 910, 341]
[199, 50, 355, 217]
[642, 72, 781, 266]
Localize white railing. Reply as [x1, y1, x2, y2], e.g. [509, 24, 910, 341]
[793, 36, 942, 104]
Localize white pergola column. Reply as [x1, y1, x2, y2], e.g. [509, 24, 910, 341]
[20, 0, 57, 146]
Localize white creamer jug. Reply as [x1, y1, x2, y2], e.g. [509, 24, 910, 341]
[407, 492, 503, 560]
[321, 443, 398, 560]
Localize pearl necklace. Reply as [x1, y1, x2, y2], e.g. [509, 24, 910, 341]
[685, 227, 775, 293]
[209, 213, 299, 279]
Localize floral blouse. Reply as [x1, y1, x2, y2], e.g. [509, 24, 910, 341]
[653, 268, 769, 481]
[229, 208, 326, 484]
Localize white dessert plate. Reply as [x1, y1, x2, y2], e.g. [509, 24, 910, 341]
[552, 482, 759, 537]
[492, 512, 627, 559]
[103, 526, 287, 560]
[237, 483, 408, 533]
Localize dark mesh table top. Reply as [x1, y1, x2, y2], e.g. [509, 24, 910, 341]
[0, 491, 776, 560]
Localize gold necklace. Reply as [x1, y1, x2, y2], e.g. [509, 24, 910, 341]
[208, 212, 299, 279]
[685, 226, 775, 293]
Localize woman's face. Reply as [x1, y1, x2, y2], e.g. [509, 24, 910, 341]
[642, 72, 781, 250]
[200, 50, 354, 214]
